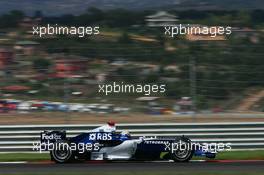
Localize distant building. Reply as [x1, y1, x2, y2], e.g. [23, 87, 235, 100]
[174, 97, 193, 113]
[232, 27, 255, 37]
[14, 41, 40, 55]
[0, 48, 13, 69]
[19, 17, 41, 29]
[145, 11, 179, 27]
[55, 58, 88, 78]
[232, 27, 259, 43]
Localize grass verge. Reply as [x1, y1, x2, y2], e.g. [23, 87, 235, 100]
[216, 150, 264, 160]
[0, 150, 263, 162]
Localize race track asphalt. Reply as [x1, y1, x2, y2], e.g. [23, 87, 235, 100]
[0, 161, 264, 174]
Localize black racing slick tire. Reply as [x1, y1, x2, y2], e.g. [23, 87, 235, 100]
[171, 137, 194, 162]
[50, 140, 74, 163]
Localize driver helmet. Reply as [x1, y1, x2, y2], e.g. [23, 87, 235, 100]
[121, 130, 131, 137]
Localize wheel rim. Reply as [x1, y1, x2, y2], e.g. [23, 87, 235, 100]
[52, 142, 72, 162]
[54, 149, 70, 160]
[173, 140, 192, 160]
[174, 149, 190, 159]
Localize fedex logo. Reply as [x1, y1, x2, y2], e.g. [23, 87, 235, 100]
[41, 133, 62, 140]
[89, 133, 112, 140]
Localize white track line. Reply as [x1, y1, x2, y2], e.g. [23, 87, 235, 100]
[0, 161, 27, 164]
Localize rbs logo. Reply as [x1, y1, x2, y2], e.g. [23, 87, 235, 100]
[89, 133, 112, 140]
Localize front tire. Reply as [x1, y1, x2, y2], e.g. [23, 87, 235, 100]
[171, 137, 194, 162]
[50, 140, 74, 163]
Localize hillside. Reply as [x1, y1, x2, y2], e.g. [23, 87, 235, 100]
[0, 0, 263, 15]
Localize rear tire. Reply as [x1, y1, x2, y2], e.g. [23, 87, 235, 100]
[50, 140, 74, 163]
[171, 137, 194, 162]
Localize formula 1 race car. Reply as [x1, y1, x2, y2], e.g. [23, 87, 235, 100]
[40, 122, 216, 163]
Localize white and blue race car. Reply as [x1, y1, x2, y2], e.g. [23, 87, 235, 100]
[40, 122, 216, 163]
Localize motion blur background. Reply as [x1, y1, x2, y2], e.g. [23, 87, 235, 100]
[0, 0, 263, 124]
[0, 2, 264, 174]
